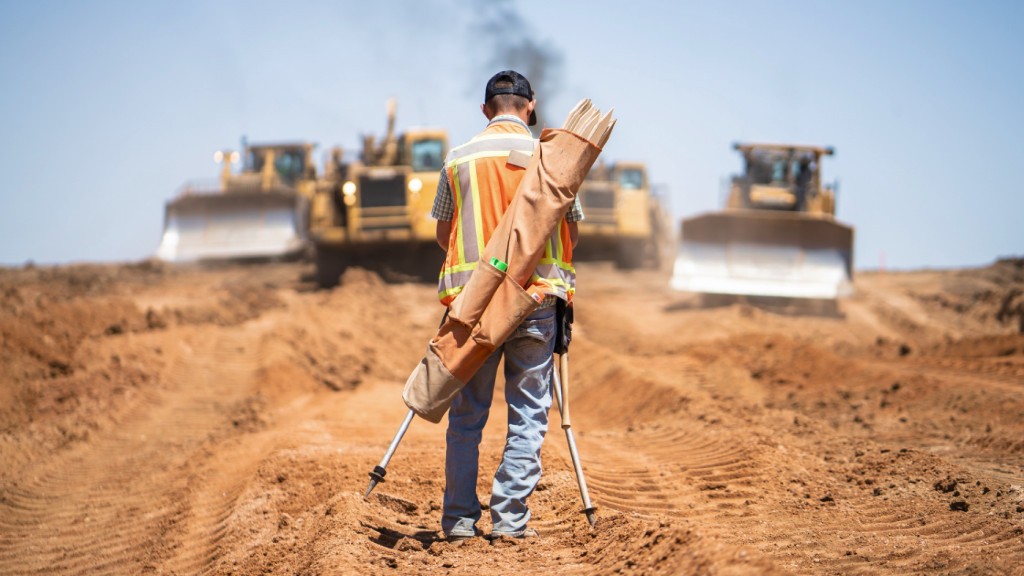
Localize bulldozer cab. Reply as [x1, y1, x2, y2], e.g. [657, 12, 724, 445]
[578, 161, 646, 235]
[729, 143, 835, 215]
[245, 144, 316, 188]
[576, 161, 667, 269]
[617, 164, 646, 190]
[353, 98, 447, 172]
[401, 132, 446, 172]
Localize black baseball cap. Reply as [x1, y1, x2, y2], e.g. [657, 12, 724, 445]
[484, 70, 537, 126]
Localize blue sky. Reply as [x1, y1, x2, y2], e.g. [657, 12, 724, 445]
[1, 0, 1020, 270]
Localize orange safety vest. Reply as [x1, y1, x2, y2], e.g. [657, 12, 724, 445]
[438, 120, 576, 306]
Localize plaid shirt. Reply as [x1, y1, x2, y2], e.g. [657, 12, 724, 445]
[430, 115, 585, 223]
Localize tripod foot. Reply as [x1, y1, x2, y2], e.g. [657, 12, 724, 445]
[363, 466, 387, 499]
[583, 507, 597, 527]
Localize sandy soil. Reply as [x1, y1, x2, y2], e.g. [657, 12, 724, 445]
[1, 257, 1023, 575]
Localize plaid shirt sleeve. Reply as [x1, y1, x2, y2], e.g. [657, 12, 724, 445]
[566, 196, 584, 222]
[430, 168, 454, 221]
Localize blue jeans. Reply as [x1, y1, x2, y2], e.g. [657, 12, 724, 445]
[442, 306, 556, 536]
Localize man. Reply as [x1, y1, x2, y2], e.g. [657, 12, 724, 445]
[430, 70, 583, 541]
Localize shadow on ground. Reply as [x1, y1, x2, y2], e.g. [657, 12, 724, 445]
[665, 293, 844, 318]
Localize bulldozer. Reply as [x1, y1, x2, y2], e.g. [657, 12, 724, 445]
[574, 161, 670, 269]
[156, 142, 316, 262]
[308, 99, 448, 287]
[671, 142, 854, 299]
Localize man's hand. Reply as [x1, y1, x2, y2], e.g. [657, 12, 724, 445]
[436, 220, 453, 251]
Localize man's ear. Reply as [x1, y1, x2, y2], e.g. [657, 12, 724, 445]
[481, 103, 492, 120]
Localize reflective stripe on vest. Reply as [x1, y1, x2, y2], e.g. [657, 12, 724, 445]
[438, 123, 576, 306]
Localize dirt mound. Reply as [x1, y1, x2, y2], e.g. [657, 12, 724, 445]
[0, 261, 292, 485]
[911, 258, 1024, 335]
[2, 260, 1024, 575]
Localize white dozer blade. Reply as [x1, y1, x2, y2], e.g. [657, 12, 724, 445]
[156, 191, 309, 262]
[671, 211, 854, 300]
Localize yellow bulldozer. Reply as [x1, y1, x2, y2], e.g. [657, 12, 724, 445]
[156, 142, 317, 262]
[308, 99, 448, 287]
[671, 142, 854, 299]
[574, 161, 670, 269]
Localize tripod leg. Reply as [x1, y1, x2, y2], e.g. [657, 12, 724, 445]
[552, 364, 597, 526]
[364, 409, 415, 498]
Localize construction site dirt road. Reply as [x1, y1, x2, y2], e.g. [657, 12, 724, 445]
[2, 258, 1023, 575]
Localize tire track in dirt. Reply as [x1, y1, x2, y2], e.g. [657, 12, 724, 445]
[583, 425, 759, 518]
[0, 322, 272, 575]
[810, 357, 1024, 572]
[848, 356, 1024, 475]
[552, 337, 780, 565]
[825, 497, 1024, 573]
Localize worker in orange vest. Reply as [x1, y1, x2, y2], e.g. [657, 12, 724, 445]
[431, 70, 583, 541]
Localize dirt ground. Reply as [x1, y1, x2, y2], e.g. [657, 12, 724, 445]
[1, 256, 1023, 575]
